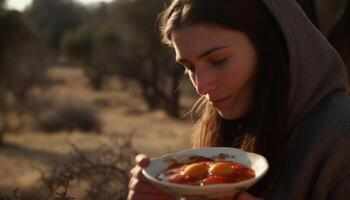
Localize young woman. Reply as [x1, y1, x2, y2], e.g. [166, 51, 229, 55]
[128, 0, 350, 199]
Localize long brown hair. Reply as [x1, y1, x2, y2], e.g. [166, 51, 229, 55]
[158, 0, 290, 167]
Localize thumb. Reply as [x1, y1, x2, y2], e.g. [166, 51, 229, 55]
[135, 154, 150, 168]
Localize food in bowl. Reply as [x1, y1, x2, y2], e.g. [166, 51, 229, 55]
[142, 147, 269, 199]
[157, 155, 255, 185]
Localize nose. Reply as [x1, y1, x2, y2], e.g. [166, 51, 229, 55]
[194, 69, 217, 95]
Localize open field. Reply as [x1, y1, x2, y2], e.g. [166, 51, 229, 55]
[0, 66, 194, 198]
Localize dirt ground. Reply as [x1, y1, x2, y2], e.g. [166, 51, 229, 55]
[0, 66, 194, 196]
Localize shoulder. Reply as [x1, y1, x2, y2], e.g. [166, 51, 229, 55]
[291, 90, 350, 183]
[315, 91, 350, 123]
[294, 91, 350, 141]
[271, 91, 350, 199]
[291, 91, 350, 162]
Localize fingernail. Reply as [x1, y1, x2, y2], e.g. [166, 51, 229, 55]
[135, 154, 150, 167]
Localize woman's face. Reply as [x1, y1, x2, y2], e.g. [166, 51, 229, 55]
[171, 24, 258, 119]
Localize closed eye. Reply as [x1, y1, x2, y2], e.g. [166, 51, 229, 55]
[210, 58, 227, 66]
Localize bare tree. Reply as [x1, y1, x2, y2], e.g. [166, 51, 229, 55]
[0, 9, 49, 145]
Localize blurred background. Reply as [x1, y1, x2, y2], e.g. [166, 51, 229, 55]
[0, 0, 349, 199]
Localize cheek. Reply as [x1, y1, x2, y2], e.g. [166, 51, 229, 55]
[224, 59, 257, 90]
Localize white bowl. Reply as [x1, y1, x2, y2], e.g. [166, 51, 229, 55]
[142, 147, 269, 199]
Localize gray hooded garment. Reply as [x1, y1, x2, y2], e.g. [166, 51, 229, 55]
[253, 0, 350, 199]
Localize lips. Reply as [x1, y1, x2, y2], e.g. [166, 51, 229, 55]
[210, 95, 233, 104]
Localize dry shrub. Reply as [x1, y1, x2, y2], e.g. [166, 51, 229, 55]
[37, 98, 101, 133]
[0, 188, 46, 200]
[0, 133, 137, 199]
[39, 132, 137, 200]
[0, 188, 22, 200]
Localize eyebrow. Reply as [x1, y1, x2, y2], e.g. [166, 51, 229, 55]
[177, 46, 229, 63]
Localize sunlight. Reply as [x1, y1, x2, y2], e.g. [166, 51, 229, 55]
[6, 0, 32, 11]
[6, 0, 114, 11]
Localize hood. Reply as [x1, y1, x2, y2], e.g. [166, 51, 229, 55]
[261, 0, 348, 133]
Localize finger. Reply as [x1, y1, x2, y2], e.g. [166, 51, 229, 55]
[129, 177, 166, 194]
[235, 192, 256, 200]
[127, 190, 173, 200]
[135, 154, 150, 168]
[129, 165, 140, 178]
[129, 165, 149, 182]
[129, 166, 137, 178]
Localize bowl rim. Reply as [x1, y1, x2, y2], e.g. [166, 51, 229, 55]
[142, 147, 269, 190]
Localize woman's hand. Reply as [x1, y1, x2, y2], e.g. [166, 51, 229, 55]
[127, 154, 175, 200]
[235, 192, 262, 200]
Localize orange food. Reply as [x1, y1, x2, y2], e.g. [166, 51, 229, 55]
[157, 157, 255, 186]
[209, 162, 235, 176]
[183, 163, 208, 177]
